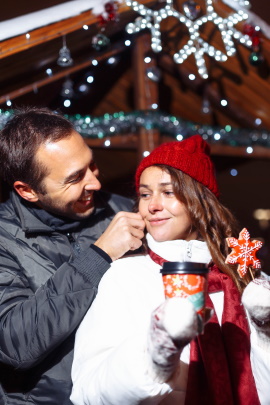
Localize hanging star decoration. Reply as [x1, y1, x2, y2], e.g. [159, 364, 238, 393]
[225, 228, 263, 278]
[125, 0, 253, 78]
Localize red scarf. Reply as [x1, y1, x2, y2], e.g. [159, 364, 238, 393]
[148, 249, 260, 405]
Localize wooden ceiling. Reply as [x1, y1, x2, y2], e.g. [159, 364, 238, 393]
[1, 0, 270, 156]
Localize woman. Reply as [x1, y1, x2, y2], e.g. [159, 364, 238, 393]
[71, 135, 270, 405]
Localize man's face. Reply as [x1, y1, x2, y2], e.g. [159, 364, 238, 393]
[34, 130, 101, 220]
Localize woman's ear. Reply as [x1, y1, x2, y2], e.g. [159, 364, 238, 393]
[13, 181, 39, 202]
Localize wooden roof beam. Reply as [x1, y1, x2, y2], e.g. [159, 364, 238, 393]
[0, 0, 155, 59]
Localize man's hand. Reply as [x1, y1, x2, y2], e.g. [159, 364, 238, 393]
[94, 211, 145, 261]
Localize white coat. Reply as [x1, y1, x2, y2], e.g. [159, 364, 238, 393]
[71, 234, 270, 405]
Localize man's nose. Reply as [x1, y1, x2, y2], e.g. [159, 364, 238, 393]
[84, 169, 101, 191]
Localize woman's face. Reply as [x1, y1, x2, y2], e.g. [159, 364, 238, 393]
[138, 166, 197, 242]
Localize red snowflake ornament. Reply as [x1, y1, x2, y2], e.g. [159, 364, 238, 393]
[225, 228, 263, 278]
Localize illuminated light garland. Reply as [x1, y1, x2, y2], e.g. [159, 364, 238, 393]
[1, 109, 270, 152]
[125, 0, 252, 79]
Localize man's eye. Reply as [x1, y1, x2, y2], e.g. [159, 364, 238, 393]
[69, 175, 82, 184]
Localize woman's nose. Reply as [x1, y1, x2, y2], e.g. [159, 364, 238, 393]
[148, 195, 163, 213]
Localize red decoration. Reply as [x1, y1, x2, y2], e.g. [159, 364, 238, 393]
[252, 36, 260, 48]
[225, 228, 263, 278]
[243, 23, 263, 65]
[243, 23, 261, 52]
[97, 1, 119, 27]
[243, 23, 255, 37]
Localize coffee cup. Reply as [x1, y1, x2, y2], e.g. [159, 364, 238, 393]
[160, 262, 209, 333]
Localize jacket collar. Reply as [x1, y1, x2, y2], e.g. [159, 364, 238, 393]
[12, 191, 52, 234]
[11, 190, 109, 235]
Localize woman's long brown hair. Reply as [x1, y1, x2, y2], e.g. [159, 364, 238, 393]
[137, 164, 253, 292]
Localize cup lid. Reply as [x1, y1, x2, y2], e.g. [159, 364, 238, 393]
[161, 261, 209, 275]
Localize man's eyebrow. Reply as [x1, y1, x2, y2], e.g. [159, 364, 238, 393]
[64, 169, 83, 183]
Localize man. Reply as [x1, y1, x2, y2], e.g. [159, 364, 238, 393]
[0, 107, 145, 404]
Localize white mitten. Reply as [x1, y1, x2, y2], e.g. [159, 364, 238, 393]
[147, 298, 198, 383]
[242, 277, 270, 352]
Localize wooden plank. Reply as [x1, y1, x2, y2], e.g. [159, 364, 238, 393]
[0, 0, 155, 59]
[84, 134, 137, 149]
[84, 134, 270, 158]
[0, 41, 126, 104]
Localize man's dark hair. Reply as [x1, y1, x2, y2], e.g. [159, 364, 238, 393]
[0, 107, 74, 193]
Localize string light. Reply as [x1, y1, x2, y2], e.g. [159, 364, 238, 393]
[107, 56, 117, 65]
[63, 99, 71, 107]
[221, 99, 228, 106]
[125, 0, 251, 78]
[230, 169, 238, 176]
[86, 75, 94, 83]
[78, 84, 88, 93]
[255, 118, 262, 126]
[202, 97, 211, 114]
[144, 56, 152, 63]
[60, 78, 74, 98]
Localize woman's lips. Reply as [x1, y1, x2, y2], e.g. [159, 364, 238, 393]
[148, 218, 169, 226]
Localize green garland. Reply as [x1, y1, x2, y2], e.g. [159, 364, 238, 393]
[1, 109, 270, 150]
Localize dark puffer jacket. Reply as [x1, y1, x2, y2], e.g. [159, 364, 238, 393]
[0, 190, 133, 405]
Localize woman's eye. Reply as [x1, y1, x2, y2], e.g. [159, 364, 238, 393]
[164, 191, 174, 196]
[140, 193, 150, 199]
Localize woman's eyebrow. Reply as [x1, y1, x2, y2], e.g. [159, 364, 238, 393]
[139, 182, 172, 188]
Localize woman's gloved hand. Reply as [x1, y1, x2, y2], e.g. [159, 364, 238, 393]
[242, 277, 270, 352]
[147, 298, 198, 383]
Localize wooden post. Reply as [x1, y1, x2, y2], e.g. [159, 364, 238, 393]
[132, 32, 160, 161]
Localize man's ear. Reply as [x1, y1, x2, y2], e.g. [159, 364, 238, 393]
[13, 181, 39, 202]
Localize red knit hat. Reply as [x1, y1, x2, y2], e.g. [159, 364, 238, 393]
[135, 135, 219, 197]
